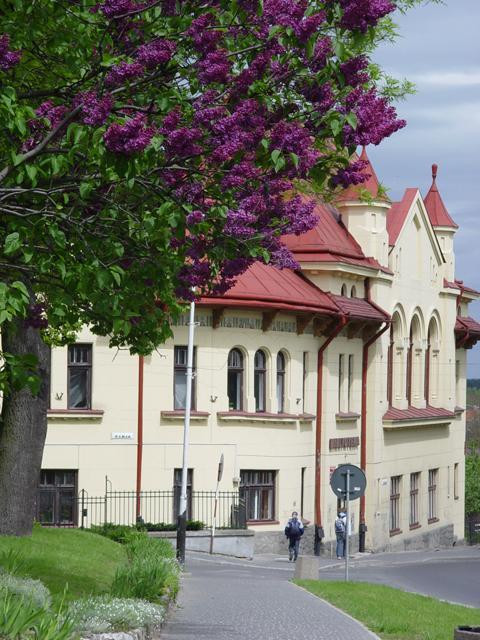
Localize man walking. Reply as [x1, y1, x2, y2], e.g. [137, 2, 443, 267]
[335, 511, 346, 559]
[284, 511, 304, 561]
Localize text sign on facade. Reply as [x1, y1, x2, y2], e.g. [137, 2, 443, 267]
[111, 432, 134, 440]
[330, 464, 366, 501]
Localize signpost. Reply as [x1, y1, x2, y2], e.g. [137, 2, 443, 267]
[330, 464, 366, 581]
[210, 453, 224, 554]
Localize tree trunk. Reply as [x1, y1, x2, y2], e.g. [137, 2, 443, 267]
[0, 317, 50, 536]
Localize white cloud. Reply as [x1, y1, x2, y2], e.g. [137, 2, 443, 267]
[405, 70, 480, 87]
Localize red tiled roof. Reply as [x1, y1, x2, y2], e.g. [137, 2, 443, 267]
[283, 200, 389, 272]
[455, 316, 480, 336]
[336, 147, 390, 203]
[329, 294, 389, 323]
[387, 188, 417, 247]
[383, 405, 455, 422]
[199, 262, 390, 322]
[199, 261, 338, 315]
[444, 280, 480, 296]
[423, 164, 458, 229]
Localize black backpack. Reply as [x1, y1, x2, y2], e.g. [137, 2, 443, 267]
[287, 519, 302, 537]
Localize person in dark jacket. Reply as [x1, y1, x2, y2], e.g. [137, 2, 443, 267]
[284, 511, 304, 561]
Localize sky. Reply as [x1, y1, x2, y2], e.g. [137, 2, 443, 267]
[367, 0, 480, 379]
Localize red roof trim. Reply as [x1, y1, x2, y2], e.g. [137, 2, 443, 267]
[455, 316, 480, 336]
[383, 405, 455, 422]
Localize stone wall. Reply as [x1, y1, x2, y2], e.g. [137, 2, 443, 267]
[375, 524, 455, 553]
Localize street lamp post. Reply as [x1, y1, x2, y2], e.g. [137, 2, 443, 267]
[176, 299, 196, 565]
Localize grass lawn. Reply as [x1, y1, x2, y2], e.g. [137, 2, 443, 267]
[0, 525, 126, 605]
[295, 580, 480, 640]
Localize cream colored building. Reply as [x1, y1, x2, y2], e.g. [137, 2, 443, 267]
[40, 153, 480, 553]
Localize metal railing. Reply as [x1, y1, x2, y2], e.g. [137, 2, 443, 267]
[77, 483, 246, 530]
[466, 514, 480, 545]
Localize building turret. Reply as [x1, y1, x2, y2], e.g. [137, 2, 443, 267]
[335, 147, 391, 267]
[424, 164, 458, 280]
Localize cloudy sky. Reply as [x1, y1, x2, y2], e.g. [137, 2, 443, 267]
[367, 0, 480, 378]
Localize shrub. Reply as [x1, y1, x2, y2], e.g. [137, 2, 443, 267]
[69, 595, 165, 635]
[144, 520, 205, 531]
[90, 523, 141, 545]
[0, 571, 51, 609]
[111, 535, 179, 603]
[0, 592, 75, 640]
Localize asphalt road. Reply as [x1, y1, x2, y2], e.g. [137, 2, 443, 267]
[318, 547, 480, 608]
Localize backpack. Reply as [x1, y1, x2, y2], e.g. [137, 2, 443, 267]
[335, 517, 345, 535]
[286, 519, 303, 537]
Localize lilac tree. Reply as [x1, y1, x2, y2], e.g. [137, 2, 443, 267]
[0, 0, 423, 534]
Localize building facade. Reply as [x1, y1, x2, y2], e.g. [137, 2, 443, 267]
[40, 152, 480, 552]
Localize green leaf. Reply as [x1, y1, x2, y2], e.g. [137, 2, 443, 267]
[345, 113, 358, 129]
[4, 232, 21, 255]
[271, 149, 282, 164]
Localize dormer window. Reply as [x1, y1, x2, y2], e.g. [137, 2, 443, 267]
[341, 284, 348, 297]
[351, 286, 357, 298]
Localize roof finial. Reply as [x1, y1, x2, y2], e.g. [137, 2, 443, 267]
[432, 163, 438, 181]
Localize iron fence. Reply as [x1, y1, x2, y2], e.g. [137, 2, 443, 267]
[77, 486, 246, 530]
[466, 513, 480, 545]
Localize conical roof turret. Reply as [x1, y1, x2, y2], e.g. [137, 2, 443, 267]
[424, 163, 458, 229]
[336, 147, 390, 203]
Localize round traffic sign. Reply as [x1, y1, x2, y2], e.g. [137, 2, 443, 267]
[330, 464, 366, 501]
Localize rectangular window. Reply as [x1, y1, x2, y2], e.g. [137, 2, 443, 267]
[454, 463, 459, 500]
[428, 468, 438, 521]
[390, 475, 401, 533]
[37, 470, 77, 526]
[174, 346, 196, 410]
[300, 467, 306, 518]
[338, 354, 345, 412]
[67, 344, 92, 409]
[173, 468, 193, 520]
[240, 470, 276, 522]
[409, 472, 420, 527]
[348, 355, 354, 411]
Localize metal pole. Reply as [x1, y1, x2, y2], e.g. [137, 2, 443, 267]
[345, 470, 350, 582]
[176, 300, 196, 565]
[210, 481, 219, 554]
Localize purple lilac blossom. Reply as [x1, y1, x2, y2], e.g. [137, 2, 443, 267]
[105, 61, 144, 86]
[104, 115, 154, 154]
[186, 210, 205, 225]
[136, 39, 176, 67]
[334, 0, 395, 32]
[0, 34, 21, 70]
[340, 56, 369, 87]
[74, 92, 114, 126]
[99, 0, 137, 18]
[344, 88, 406, 146]
[197, 49, 231, 85]
[187, 14, 222, 53]
[331, 159, 370, 188]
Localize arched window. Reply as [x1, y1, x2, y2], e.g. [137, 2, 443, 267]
[389, 311, 404, 407]
[387, 324, 394, 406]
[341, 284, 348, 297]
[276, 352, 286, 413]
[254, 349, 267, 412]
[407, 316, 422, 405]
[425, 318, 439, 405]
[228, 349, 243, 411]
[350, 285, 357, 298]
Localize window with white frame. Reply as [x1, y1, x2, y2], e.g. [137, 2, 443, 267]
[276, 352, 286, 413]
[228, 348, 244, 411]
[174, 346, 196, 410]
[428, 468, 438, 521]
[68, 344, 92, 409]
[254, 349, 267, 412]
[390, 475, 401, 532]
[240, 470, 276, 521]
[409, 472, 420, 527]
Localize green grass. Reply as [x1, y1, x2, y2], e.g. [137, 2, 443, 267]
[295, 580, 480, 640]
[0, 526, 126, 605]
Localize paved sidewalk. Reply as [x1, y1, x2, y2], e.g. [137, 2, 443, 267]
[161, 553, 379, 640]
